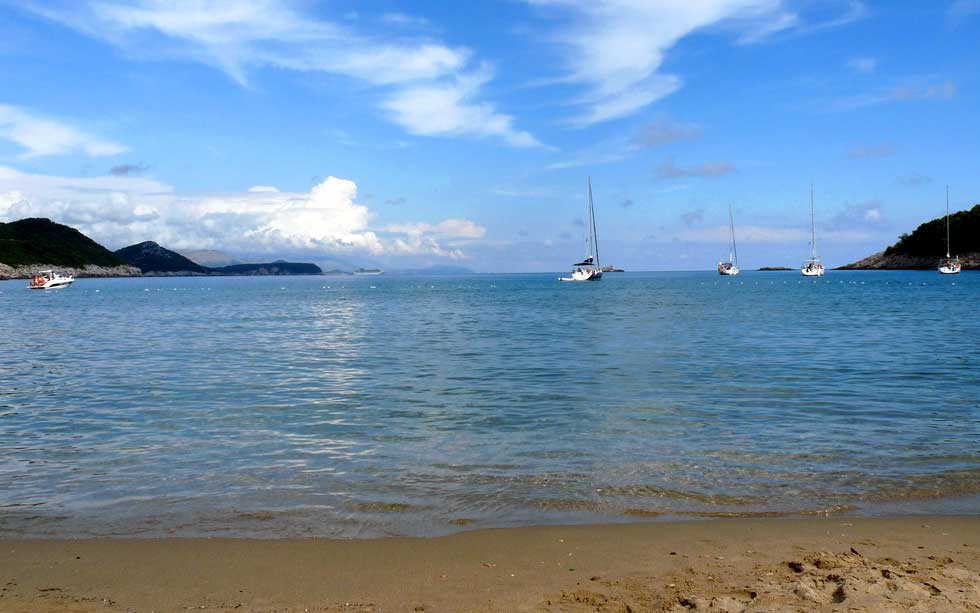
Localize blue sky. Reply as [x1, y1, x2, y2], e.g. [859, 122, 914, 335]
[1, 0, 978, 271]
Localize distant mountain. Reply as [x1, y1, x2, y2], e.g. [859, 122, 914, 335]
[388, 265, 475, 275]
[116, 241, 322, 276]
[0, 218, 126, 268]
[839, 204, 979, 270]
[116, 241, 210, 274]
[177, 249, 243, 267]
[210, 262, 322, 275]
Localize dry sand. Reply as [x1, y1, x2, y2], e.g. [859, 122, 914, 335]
[1, 517, 978, 612]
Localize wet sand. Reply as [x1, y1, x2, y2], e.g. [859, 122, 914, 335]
[1, 517, 978, 612]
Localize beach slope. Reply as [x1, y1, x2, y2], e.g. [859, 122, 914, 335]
[1, 517, 978, 612]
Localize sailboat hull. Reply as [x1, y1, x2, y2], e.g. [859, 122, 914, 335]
[559, 270, 602, 282]
[939, 265, 961, 274]
[801, 267, 825, 277]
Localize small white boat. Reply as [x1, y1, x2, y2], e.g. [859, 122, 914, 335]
[28, 270, 74, 289]
[718, 204, 740, 276]
[801, 185, 825, 277]
[939, 186, 961, 275]
[559, 178, 603, 282]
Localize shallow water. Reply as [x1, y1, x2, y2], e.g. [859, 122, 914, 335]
[1, 271, 978, 537]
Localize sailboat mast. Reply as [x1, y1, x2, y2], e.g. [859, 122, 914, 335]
[946, 185, 951, 258]
[729, 204, 738, 267]
[588, 177, 600, 270]
[810, 183, 817, 260]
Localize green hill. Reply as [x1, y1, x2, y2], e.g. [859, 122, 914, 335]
[883, 204, 980, 257]
[115, 241, 210, 274]
[840, 204, 979, 270]
[0, 218, 126, 267]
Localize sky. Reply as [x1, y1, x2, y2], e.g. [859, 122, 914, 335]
[1, 0, 978, 272]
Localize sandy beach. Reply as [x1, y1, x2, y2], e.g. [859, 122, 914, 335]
[1, 517, 978, 612]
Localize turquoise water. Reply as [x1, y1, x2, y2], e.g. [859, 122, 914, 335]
[1, 271, 978, 537]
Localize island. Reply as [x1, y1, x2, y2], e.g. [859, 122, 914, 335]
[0, 218, 323, 279]
[115, 241, 322, 276]
[759, 266, 793, 271]
[838, 204, 978, 270]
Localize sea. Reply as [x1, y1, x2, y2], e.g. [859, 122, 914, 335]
[1, 271, 978, 538]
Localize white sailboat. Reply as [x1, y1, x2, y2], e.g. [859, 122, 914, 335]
[939, 186, 961, 274]
[559, 178, 603, 282]
[801, 184, 825, 277]
[718, 204, 740, 276]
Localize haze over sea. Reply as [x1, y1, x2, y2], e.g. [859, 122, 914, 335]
[1, 271, 978, 538]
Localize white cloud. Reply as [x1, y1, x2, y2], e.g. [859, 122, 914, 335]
[382, 66, 541, 147]
[20, 0, 536, 147]
[0, 166, 483, 260]
[527, 0, 787, 125]
[0, 104, 127, 158]
[527, 0, 865, 125]
[832, 79, 957, 110]
[248, 185, 279, 193]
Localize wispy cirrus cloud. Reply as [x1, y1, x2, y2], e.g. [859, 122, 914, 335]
[657, 157, 735, 179]
[0, 104, 126, 158]
[832, 79, 956, 111]
[527, 0, 865, 126]
[17, 0, 537, 147]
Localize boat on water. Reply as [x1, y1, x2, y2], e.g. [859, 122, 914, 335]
[939, 186, 961, 275]
[28, 270, 74, 289]
[718, 204, 740, 276]
[353, 268, 384, 276]
[559, 178, 602, 282]
[801, 185, 825, 277]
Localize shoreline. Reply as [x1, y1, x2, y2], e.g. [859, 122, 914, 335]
[2, 517, 978, 612]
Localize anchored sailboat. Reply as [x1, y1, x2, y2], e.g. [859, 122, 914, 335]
[801, 184, 825, 277]
[718, 205, 740, 276]
[559, 178, 603, 282]
[939, 186, 961, 275]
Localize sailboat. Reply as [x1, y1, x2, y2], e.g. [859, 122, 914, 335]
[801, 184, 825, 277]
[559, 178, 602, 282]
[718, 205, 740, 276]
[939, 186, 961, 274]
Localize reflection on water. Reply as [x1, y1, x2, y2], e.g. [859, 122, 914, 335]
[0, 272, 978, 538]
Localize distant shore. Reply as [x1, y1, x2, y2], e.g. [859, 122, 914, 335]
[2, 517, 977, 612]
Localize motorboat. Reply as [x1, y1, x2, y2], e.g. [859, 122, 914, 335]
[28, 270, 74, 289]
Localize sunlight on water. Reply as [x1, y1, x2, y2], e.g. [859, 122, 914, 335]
[1, 271, 978, 537]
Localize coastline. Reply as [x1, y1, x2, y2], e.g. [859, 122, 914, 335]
[2, 517, 978, 612]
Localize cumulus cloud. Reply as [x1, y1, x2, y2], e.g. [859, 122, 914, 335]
[0, 166, 483, 260]
[20, 0, 536, 147]
[657, 157, 735, 179]
[0, 104, 126, 158]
